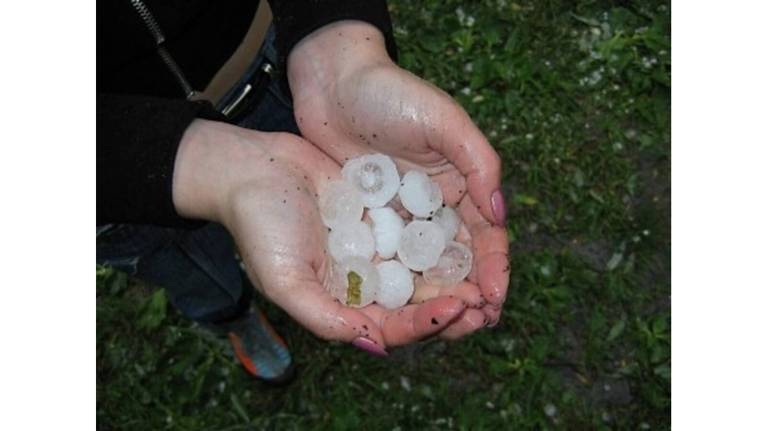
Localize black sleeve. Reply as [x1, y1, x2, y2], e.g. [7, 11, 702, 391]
[267, 0, 399, 77]
[97, 94, 226, 228]
[98, 1, 398, 229]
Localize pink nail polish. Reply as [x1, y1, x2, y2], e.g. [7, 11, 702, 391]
[491, 190, 506, 226]
[352, 337, 388, 357]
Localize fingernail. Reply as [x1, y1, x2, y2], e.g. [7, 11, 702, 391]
[352, 337, 388, 357]
[491, 190, 506, 226]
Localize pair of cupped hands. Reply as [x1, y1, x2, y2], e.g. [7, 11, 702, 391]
[173, 22, 509, 356]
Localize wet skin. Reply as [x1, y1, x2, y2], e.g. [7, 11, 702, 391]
[173, 120, 469, 351]
[288, 21, 510, 337]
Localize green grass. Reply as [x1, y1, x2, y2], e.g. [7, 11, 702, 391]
[97, 0, 671, 429]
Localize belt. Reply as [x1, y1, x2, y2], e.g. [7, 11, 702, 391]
[218, 57, 276, 121]
[130, 0, 273, 104]
[197, 0, 274, 106]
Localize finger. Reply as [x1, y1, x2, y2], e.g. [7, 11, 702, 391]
[427, 101, 504, 226]
[482, 304, 503, 327]
[360, 296, 466, 347]
[439, 308, 487, 340]
[266, 270, 386, 348]
[410, 277, 485, 308]
[459, 196, 510, 306]
[430, 169, 467, 208]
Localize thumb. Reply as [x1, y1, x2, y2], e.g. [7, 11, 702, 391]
[429, 101, 505, 226]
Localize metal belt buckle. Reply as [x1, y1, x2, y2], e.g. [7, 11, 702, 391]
[221, 61, 274, 118]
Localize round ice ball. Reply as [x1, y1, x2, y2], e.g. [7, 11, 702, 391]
[328, 221, 375, 262]
[319, 180, 364, 228]
[423, 241, 473, 287]
[375, 260, 414, 309]
[431, 206, 460, 242]
[397, 220, 447, 271]
[398, 170, 443, 217]
[329, 256, 379, 307]
[368, 207, 405, 260]
[342, 154, 400, 208]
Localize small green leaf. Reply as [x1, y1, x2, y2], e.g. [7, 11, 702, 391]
[606, 253, 623, 271]
[589, 189, 605, 204]
[653, 315, 669, 335]
[573, 168, 585, 188]
[654, 364, 671, 380]
[420, 35, 443, 53]
[639, 133, 654, 148]
[570, 13, 600, 27]
[651, 344, 667, 364]
[607, 319, 626, 342]
[97, 266, 128, 295]
[230, 394, 251, 423]
[136, 289, 167, 330]
[514, 193, 538, 206]
[108, 271, 128, 295]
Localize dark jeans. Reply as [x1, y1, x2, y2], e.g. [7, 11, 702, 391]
[97, 27, 299, 324]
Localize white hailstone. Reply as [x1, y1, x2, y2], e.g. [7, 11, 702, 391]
[398, 171, 443, 217]
[375, 260, 414, 309]
[329, 256, 379, 307]
[342, 154, 400, 208]
[368, 207, 405, 259]
[397, 220, 447, 271]
[318, 180, 364, 228]
[328, 221, 375, 262]
[431, 206, 460, 242]
[423, 241, 473, 287]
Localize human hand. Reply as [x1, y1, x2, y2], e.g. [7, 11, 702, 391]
[287, 21, 510, 335]
[172, 119, 469, 353]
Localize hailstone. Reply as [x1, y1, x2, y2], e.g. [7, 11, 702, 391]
[326, 153, 475, 308]
[319, 180, 364, 228]
[328, 221, 375, 262]
[368, 207, 405, 259]
[375, 260, 414, 309]
[342, 154, 400, 208]
[423, 241, 473, 287]
[329, 256, 379, 307]
[397, 220, 447, 271]
[431, 206, 460, 242]
[398, 170, 443, 217]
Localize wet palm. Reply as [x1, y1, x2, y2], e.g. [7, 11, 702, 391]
[217, 133, 468, 348]
[174, 121, 468, 350]
[288, 21, 510, 334]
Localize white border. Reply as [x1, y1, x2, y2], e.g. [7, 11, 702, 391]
[674, 1, 768, 428]
[2, 0, 768, 429]
[0, 1, 95, 429]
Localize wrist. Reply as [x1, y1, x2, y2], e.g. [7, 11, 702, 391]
[287, 20, 393, 99]
[172, 119, 273, 224]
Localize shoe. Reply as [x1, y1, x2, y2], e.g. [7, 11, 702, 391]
[225, 308, 295, 385]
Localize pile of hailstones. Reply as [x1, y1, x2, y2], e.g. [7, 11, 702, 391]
[320, 153, 473, 310]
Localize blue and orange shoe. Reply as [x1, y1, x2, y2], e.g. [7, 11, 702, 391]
[224, 308, 294, 385]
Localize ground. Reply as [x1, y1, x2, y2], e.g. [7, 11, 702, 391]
[97, 0, 671, 429]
